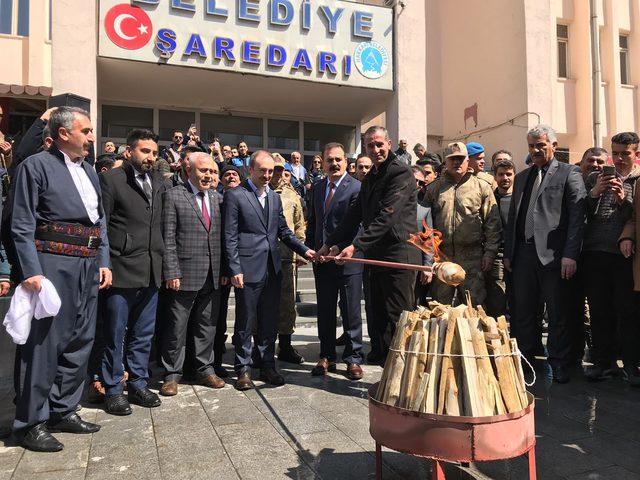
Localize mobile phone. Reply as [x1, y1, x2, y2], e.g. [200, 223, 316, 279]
[602, 165, 615, 176]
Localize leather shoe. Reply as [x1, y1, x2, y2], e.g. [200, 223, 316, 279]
[105, 394, 132, 416]
[20, 423, 63, 452]
[160, 380, 178, 396]
[235, 371, 255, 391]
[366, 350, 386, 365]
[311, 358, 337, 376]
[553, 366, 570, 384]
[260, 367, 285, 386]
[336, 333, 347, 347]
[278, 346, 305, 364]
[129, 388, 161, 408]
[47, 413, 100, 434]
[346, 363, 364, 380]
[214, 365, 230, 378]
[199, 374, 225, 389]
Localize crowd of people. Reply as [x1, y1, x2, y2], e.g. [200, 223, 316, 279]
[0, 105, 639, 454]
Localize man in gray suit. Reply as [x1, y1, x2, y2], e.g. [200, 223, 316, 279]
[225, 151, 316, 390]
[159, 152, 225, 396]
[504, 124, 586, 384]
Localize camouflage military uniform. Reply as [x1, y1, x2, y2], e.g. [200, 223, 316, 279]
[275, 182, 306, 335]
[423, 169, 502, 306]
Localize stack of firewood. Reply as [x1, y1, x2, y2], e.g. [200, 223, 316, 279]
[376, 298, 529, 416]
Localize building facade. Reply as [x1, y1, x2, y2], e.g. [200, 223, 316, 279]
[0, 0, 638, 167]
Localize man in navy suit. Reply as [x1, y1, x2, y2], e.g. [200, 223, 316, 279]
[224, 151, 316, 390]
[307, 143, 364, 379]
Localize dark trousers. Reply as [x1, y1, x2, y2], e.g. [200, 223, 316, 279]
[213, 283, 232, 367]
[314, 263, 364, 364]
[582, 251, 638, 368]
[233, 260, 280, 373]
[566, 259, 589, 365]
[511, 243, 570, 368]
[370, 267, 416, 355]
[87, 290, 107, 382]
[363, 267, 381, 354]
[161, 273, 220, 381]
[101, 285, 158, 396]
[13, 254, 99, 433]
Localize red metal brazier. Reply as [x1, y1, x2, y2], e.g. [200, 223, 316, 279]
[368, 383, 537, 479]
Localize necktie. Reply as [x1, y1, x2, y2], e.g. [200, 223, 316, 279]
[198, 191, 211, 230]
[139, 173, 152, 204]
[524, 167, 542, 240]
[262, 193, 269, 225]
[324, 182, 335, 215]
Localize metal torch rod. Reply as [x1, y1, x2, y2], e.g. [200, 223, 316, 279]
[323, 256, 432, 272]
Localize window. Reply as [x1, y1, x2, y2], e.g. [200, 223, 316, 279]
[268, 119, 299, 151]
[557, 24, 569, 79]
[158, 110, 194, 143]
[556, 147, 570, 164]
[0, 0, 29, 36]
[620, 34, 630, 85]
[200, 113, 262, 149]
[101, 105, 153, 139]
[303, 122, 356, 155]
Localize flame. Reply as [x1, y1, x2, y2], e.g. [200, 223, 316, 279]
[407, 220, 446, 262]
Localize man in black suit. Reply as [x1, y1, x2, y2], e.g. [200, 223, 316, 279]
[159, 152, 225, 396]
[307, 142, 364, 379]
[100, 129, 165, 415]
[318, 126, 421, 362]
[224, 151, 316, 390]
[504, 124, 586, 383]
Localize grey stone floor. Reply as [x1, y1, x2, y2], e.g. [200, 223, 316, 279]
[1, 324, 640, 480]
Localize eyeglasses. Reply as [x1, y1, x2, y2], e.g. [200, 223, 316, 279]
[174, 135, 183, 140]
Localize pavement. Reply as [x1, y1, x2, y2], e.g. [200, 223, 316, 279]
[1, 321, 640, 480]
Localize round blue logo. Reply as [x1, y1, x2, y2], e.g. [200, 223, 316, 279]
[354, 41, 389, 80]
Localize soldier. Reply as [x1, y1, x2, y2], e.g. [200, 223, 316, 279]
[423, 142, 502, 306]
[270, 154, 307, 364]
[467, 142, 497, 188]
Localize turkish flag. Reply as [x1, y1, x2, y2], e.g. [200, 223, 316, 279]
[104, 3, 153, 51]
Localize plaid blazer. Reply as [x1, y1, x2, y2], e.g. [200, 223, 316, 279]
[162, 182, 222, 291]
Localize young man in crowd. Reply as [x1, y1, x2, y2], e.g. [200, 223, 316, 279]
[593, 132, 640, 386]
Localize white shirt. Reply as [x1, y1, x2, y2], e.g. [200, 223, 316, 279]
[291, 163, 305, 181]
[62, 151, 100, 224]
[247, 179, 269, 208]
[324, 173, 347, 202]
[189, 180, 210, 218]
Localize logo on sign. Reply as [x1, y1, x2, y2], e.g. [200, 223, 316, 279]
[353, 41, 388, 79]
[104, 3, 153, 50]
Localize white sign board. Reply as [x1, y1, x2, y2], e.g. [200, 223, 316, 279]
[98, 0, 394, 90]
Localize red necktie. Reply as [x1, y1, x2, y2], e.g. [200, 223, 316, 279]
[324, 182, 335, 215]
[199, 192, 211, 230]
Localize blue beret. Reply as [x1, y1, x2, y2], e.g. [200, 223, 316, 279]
[466, 142, 485, 157]
[284, 162, 293, 172]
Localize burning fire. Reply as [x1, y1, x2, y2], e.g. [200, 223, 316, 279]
[407, 221, 446, 262]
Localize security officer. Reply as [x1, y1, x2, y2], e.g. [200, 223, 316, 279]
[423, 142, 502, 306]
[11, 106, 112, 452]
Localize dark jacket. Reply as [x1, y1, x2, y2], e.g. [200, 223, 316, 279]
[10, 145, 110, 280]
[326, 152, 421, 264]
[162, 183, 223, 291]
[100, 161, 166, 288]
[224, 180, 308, 283]
[504, 158, 586, 266]
[306, 174, 363, 275]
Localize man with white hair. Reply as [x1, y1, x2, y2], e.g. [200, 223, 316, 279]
[160, 153, 226, 396]
[504, 124, 586, 384]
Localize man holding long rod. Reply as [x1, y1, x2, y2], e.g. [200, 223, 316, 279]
[316, 126, 421, 363]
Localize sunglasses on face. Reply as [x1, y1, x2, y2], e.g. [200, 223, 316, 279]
[174, 135, 183, 140]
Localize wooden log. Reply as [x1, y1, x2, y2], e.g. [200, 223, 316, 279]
[483, 316, 522, 413]
[456, 314, 482, 416]
[444, 368, 461, 416]
[399, 330, 423, 408]
[436, 311, 461, 414]
[377, 311, 414, 402]
[510, 338, 529, 407]
[469, 317, 499, 416]
[423, 318, 441, 413]
[412, 373, 430, 412]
